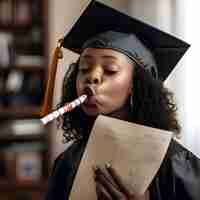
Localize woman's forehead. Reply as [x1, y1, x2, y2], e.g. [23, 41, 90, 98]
[81, 48, 133, 64]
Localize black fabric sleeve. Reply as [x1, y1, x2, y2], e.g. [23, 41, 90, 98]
[150, 139, 200, 200]
[171, 141, 200, 200]
[44, 152, 71, 200]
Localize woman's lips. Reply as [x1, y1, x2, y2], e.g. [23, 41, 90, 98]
[84, 85, 96, 96]
[83, 85, 99, 107]
[82, 85, 102, 113]
[84, 96, 98, 107]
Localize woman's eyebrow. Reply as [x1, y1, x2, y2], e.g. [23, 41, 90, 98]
[81, 54, 117, 60]
[101, 55, 118, 60]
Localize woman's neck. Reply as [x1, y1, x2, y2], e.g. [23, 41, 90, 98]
[108, 102, 132, 122]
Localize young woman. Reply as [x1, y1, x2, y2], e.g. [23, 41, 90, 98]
[44, 2, 200, 200]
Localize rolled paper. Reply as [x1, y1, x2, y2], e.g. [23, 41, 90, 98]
[40, 94, 87, 125]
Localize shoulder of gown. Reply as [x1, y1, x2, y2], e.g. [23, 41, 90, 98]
[150, 138, 200, 200]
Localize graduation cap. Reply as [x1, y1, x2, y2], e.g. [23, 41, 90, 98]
[41, 0, 190, 116]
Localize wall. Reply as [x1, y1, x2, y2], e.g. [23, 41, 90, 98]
[180, 0, 200, 156]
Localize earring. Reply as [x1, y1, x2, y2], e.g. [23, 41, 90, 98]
[129, 94, 134, 110]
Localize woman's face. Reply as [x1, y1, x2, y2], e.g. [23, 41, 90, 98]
[76, 48, 134, 117]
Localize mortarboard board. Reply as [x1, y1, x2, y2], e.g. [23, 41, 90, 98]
[63, 0, 190, 80]
[41, 0, 190, 116]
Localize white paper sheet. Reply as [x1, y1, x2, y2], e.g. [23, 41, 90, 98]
[70, 115, 172, 199]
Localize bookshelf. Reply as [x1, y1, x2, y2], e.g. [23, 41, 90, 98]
[0, 0, 49, 199]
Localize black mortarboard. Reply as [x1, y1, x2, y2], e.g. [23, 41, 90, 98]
[41, 0, 190, 116]
[63, 0, 190, 81]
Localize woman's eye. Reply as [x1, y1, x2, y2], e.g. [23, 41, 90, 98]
[103, 64, 118, 75]
[104, 66, 118, 75]
[104, 69, 117, 75]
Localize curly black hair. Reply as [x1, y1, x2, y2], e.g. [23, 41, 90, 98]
[58, 59, 180, 143]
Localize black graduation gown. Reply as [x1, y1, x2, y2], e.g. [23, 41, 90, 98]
[44, 139, 200, 200]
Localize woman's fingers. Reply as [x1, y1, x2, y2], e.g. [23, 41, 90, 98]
[105, 164, 135, 198]
[93, 164, 149, 200]
[96, 181, 112, 200]
[93, 165, 120, 190]
[94, 166, 126, 200]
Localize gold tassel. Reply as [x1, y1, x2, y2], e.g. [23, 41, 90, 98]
[41, 39, 64, 117]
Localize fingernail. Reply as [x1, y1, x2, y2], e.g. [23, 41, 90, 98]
[105, 162, 111, 169]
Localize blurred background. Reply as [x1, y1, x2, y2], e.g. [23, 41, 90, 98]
[0, 0, 199, 199]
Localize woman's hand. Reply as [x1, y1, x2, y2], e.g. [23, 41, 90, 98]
[93, 164, 149, 200]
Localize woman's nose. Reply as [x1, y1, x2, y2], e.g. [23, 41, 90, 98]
[86, 67, 103, 84]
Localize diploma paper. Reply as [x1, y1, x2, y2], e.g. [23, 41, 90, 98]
[70, 115, 172, 199]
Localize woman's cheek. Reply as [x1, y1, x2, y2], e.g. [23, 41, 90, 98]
[111, 75, 131, 94]
[76, 75, 83, 96]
